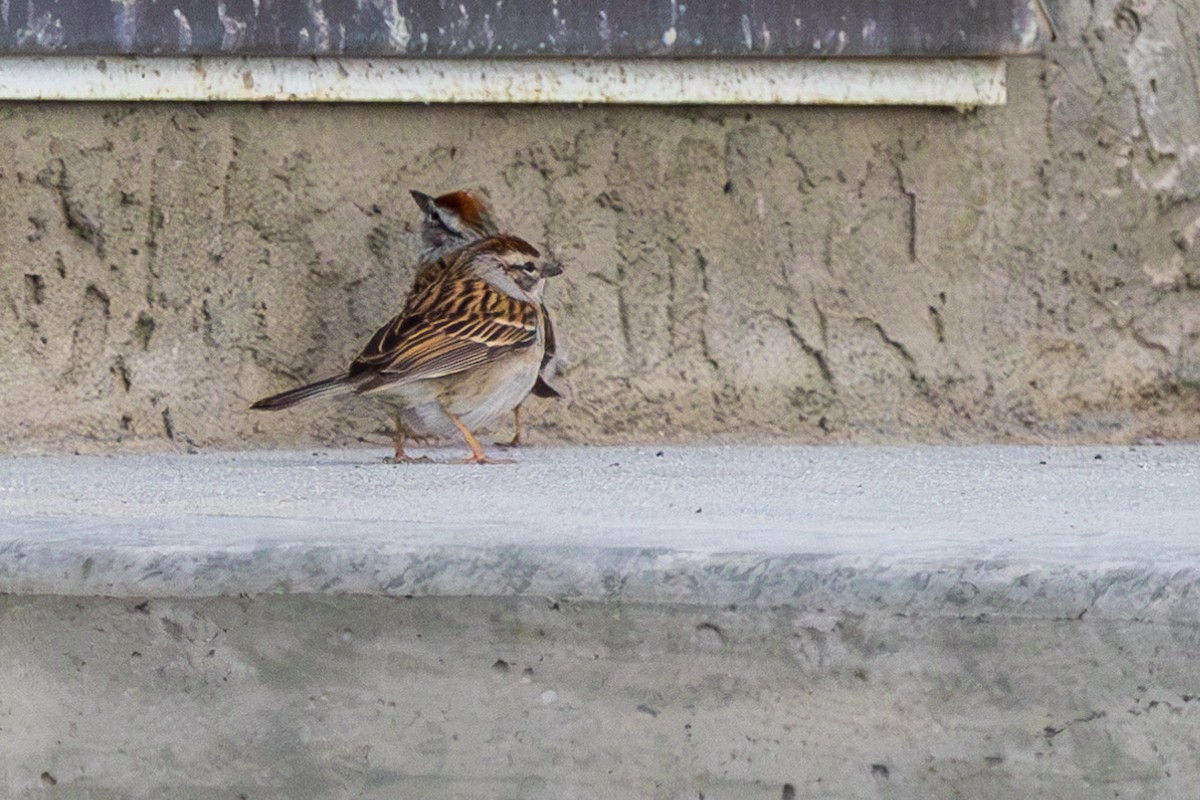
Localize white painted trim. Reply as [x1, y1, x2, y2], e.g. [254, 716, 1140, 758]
[0, 56, 1006, 106]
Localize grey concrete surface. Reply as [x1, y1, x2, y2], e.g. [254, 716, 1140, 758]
[3, 445, 1200, 799]
[7, 593, 1200, 800]
[1, 445, 1199, 613]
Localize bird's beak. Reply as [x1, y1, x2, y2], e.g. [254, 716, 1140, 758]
[409, 190, 435, 213]
[542, 261, 564, 278]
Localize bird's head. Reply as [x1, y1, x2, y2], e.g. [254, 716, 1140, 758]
[410, 189, 500, 257]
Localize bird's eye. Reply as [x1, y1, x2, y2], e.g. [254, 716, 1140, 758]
[520, 261, 538, 273]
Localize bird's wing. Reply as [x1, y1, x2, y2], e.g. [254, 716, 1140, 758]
[408, 257, 448, 297]
[349, 275, 539, 390]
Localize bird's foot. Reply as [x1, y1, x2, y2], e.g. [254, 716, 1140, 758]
[459, 454, 516, 465]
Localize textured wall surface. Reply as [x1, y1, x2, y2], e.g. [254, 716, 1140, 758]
[2, 0, 1199, 454]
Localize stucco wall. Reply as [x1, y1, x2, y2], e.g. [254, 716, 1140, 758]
[2, 0, 1199, 453]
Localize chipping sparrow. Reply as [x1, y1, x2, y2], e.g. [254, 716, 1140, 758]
[251, 235, 563, 464]
[410, 189, 568, 446]
[410, 189, 500, 264]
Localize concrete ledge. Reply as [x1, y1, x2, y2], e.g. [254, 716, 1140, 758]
[3, 445, 1199, 616]
[3, 446, 1200, 798]
[0, 56, 1008, 106]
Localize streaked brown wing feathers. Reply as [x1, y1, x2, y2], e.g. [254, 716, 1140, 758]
[348, 275, 538, 387]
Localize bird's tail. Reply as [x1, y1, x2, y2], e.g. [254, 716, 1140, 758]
[250, 375, 353, 411]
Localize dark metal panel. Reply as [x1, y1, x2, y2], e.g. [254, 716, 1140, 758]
[0, 0, 1053, 57]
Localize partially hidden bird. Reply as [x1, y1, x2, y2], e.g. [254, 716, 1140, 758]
[250, 234, 562, 464]
[409, 189, 568, 446]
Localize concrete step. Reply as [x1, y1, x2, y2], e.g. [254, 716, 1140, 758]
[2, 445, 1199, 799]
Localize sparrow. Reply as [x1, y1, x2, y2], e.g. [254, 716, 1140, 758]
[410, 189, 568, 446]
[250, 235, 563, 464]
[410, 188, 500, 264]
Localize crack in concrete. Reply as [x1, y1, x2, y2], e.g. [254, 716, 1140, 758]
[890, 151, 918, 263]
[37, 158, 106, 259]
[779, 310, 834, 386]
[860, 317, 916, 364]
[928, 304, 946, 344]
[811, 296, 829, 350]
[695, 251, 719, 372]
[857, 316, 937, 401]
[1043, 709, 1107, 740]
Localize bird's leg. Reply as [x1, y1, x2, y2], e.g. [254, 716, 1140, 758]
[496, 405, 523, 449]
[384, 418, 431, 464]
[449, 413, 514, 465]
[393, 422, 405, 459]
